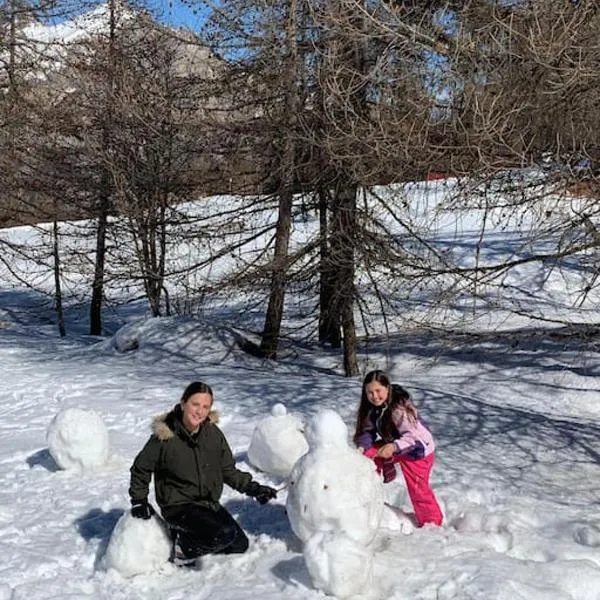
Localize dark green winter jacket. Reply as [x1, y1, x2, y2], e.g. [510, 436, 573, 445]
[129, 404, 253, 518]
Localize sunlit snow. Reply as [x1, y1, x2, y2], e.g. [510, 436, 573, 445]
[1, 180, 599, 599]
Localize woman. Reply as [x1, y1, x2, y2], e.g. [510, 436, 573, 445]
[129, 381, 277, 565]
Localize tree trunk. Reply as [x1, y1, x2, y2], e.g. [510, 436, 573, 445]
[52, 215, 66, 337]
[259, 186, 293, 358]
[259, 0, 299, 359]
[89, 194, 109, 336]
[331, 178, 358, 376]
[318, 186, 341, 346]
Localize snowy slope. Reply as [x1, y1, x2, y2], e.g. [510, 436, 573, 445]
[0, 180, 599, 599]
[0, 286, 599, 599]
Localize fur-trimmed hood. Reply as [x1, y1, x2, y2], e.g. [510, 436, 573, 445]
[152, 404, 220, 441]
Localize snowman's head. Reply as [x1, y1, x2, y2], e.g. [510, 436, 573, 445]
[305, 409, 348, 451]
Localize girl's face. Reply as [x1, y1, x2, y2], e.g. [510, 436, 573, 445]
[181, 392, 213, 432]
[365, 381, 389, 407]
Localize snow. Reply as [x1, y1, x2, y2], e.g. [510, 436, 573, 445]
[247, 403, 309, 478]
[46, 407, 110, 471]
[0, 181, 600, 599]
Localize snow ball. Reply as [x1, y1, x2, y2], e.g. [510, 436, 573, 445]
[286, 410, 383, 545]
[305, 408, 348, 450]
[247, 403, 309, 478]
[103, 512, 171, 577]
[304, 531, 373, 599]
[46, 407, 109, 471]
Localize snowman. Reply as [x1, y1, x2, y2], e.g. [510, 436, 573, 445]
[286, 409, 384, 598]
[247, 403, 308, 478]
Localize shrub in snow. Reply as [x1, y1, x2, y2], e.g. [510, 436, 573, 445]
[247, 403, 309, 478]
[46, 407, 109, 470]
[103, 512, 171, 577]
[304, 531, 373, 599]
[286, 409, 384, 545]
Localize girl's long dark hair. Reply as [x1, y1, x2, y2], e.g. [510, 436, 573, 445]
[388, 384, 418, 428]
[354, 371, 418, 444]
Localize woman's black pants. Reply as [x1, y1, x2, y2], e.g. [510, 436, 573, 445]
[166, 504, 249, 558]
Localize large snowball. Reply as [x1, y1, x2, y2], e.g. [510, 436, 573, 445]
[247, 403, 309, 478]
[46, 407, 109, 470]
[286, 409, 383, 545]
[304, 531, 373, 599]
[103, 512, 171, 577]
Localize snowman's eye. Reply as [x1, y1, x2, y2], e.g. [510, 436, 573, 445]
[323, 484, 329, 490]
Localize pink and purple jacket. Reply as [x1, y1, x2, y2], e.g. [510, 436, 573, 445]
[356, 404, 435, 460]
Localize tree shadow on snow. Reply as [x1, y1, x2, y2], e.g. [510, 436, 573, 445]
[74, 507, 124, 569]
[26, 448, 59, 472]
[413, 385, 600, 508]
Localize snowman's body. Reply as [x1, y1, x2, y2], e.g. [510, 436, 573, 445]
[285, 409, 384, 598]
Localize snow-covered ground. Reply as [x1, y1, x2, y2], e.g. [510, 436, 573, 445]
[1, 182, 599, 599]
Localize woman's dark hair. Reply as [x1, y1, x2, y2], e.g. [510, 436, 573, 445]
[353, 370, 391, 444]
[180, 381, 213, 404]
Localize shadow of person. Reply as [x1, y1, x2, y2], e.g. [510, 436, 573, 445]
[74, 507, 125, 569]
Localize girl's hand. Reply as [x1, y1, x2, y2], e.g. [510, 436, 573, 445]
[377, 443, 395, 459]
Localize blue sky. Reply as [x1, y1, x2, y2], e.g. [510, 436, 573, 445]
[147, 0, 209, 31]
[41, 1, 210, 32]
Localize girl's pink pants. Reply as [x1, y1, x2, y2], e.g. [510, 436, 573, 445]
[369, 451, 443, 527]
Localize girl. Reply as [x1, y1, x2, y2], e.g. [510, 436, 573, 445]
[129, 381, 277, 565]
[354, 370, 443, 527]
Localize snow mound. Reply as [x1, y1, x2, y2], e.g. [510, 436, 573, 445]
[103, 512, 171, 577]
[46, 407, 109, 470]
[247, 403, 308, 478]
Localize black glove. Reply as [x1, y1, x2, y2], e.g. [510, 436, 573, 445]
[245, 481, 277, 505]
[131, 499, 156, 519]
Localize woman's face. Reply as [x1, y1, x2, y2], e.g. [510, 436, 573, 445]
[181, 392, 213, 432]
[365, 381, 389, 407]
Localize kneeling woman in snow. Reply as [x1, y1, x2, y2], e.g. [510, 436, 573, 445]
[354, 370, 443, 527]
[129, 381, 277, 565]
